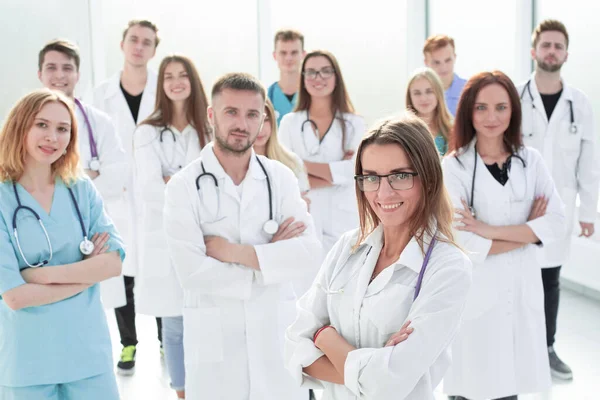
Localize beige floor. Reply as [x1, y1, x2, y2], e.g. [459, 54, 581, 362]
[109, 288, 600, 400]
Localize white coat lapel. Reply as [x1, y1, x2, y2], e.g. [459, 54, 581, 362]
[138, 71, 157, 123]
[240, 156, 268, 214]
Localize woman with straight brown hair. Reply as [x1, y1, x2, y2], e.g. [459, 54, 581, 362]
[0, 89, 124, 399]
[279, 49, 366, 256]
[133, 54, 211, 400]
[285, 114, 472, 399]
[441, 71, 565, 400]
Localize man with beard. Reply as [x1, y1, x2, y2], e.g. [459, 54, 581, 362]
[163, 72, 321, 399]
[518, 19, 599, 381]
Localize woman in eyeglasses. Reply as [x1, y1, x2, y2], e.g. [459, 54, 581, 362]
[285, 115, 472, 400]
[278, 50, 365, 257]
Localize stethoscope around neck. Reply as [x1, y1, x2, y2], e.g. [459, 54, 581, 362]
[158, 126, 184, 172]
[195, 156, 279, 235]
[300, 112, 350, 155]
[73, 99, 100, 171]
[12, 183, 94, 268]
[520, 79, 577, 135]
[468, 144, 527, 219]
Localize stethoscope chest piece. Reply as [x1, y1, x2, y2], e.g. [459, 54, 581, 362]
[89, 158, 101, 172]
[79, 237, 95, 256]
[263, 219, 279, 235]
[570, 124, 578, 134]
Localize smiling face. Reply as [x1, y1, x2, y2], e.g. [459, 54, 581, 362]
[208, 89, 265, 154]
[24, 101, 72, 167]
[163, 61, 191, 102]
[254, 111, 272, 148]
[360, 143, 422, 229]
[303, 55, 336, 98]
[409, 77, 438, 116]
[38, 50, 80, 98]
[472, 83, 512, 141]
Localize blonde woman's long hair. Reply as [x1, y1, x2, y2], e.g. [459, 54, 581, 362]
[0, 89, 80, 184]
[263, 99, 303, 175]
[354, 114, 456, 252]
[405, 67, 453, 141]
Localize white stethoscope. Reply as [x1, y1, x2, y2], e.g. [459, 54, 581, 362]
[195, 156, 279, 235]
[300, 113, 354, 156]
[74, 99, 100, 171]
[317, 237, 437, 300]
[520, 79, 577, 136]
[467, 144, 527, 219]
[158, 126, 185, 173]
[12, 183, 94, 267]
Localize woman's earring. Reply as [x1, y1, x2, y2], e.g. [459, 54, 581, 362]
[63, 150, 67, 155]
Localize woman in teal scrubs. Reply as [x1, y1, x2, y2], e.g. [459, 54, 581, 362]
[0, 89, 125, 399]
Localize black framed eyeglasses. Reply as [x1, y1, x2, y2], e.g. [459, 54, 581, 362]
[354, 172, 418, 192]
[302, 67, 335, 80]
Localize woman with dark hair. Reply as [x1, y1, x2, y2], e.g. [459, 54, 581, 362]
[285, 115, 472, 399]
[279, 50, 366, 256]
[441, 71, 565, 400]
[133, 54, 211, 400]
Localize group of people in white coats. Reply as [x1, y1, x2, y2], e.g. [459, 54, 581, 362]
[0, 14, 597, 400]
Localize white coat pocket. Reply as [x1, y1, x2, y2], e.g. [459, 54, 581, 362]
[183, 307, 224, 364]
[367, 283, 414, 344]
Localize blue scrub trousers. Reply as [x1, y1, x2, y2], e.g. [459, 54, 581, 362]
[0, 372, 119, 400]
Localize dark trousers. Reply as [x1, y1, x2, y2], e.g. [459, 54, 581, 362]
[115, 276, 162, 347]
[541, 266, 561, 347]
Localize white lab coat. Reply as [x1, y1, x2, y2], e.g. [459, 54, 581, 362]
[518, 75, 600, 267]
[279, 111, 365, 256]
[285, 226, 472, 399]
[163, 143, 322, 400]
[133, 124, 204, 317]
[89, 70, 158, 276]
[441, 141, 565, 399]
[75, 101, 128, 309]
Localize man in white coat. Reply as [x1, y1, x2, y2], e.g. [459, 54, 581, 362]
[90, 19, 160, 375]
[163, 72, 322, 400]
[38, 39, 128, 310]
[518, 19, 600, 380]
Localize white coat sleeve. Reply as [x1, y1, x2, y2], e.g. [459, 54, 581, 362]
[441, 157, 492, 263]
[526, 150, 566, 245]
[91, 111, 128, 199]
[576, 98, 600, 223]
[344, 251, 472, 399]
[330, 116, 366, 185]
[133, 126, 165, 214]
[284, 233, 351, 388]
[253, 165, 322, 285]
[163, 173, 254, 300]
[293, 153, 310, 192]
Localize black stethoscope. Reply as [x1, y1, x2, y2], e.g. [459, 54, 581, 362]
[195, 156, 279, 235]
[300, 113, 351, 155]
[12, 183, 94, 267]
[520, 79, 577, 135]
[158, 127, 184, 172]
[468, 144, 527, 219]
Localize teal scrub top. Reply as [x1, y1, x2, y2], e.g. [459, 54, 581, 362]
[0, 176, 125, 387]
[434, 133, 448, 156]
[268, 82, 297, 126]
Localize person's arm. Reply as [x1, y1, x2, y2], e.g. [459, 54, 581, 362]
[488, 240, 527, 255]
[203, 166, 321, 285]
[441, 157, 493, 262]
[89, 110, 129, 199]
[133, 125, 167, 215]
[163, 173, 255, 300]
[576, 98, 600, 232]
[340, 253, 472, 399]
[20, 252, 121, 285]
[2, 283, 91, 311]
[309, 175, 333, 189]
[284, 233, 350, 388]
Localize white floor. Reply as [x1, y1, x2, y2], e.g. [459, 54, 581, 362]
[108, 288, 600, 400]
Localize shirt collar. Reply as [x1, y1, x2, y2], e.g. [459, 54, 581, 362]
[199, 142, 266, 181]
[528, 72, 573, 101]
